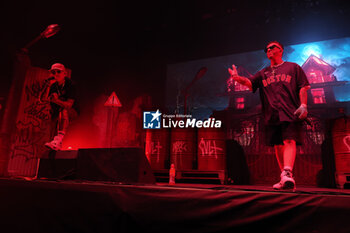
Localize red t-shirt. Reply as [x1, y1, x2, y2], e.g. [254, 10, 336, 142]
[249, 62, 310, 125]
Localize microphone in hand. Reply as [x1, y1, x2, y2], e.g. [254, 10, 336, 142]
[44, 77, 56, 85]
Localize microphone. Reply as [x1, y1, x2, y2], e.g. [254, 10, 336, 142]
[44, 77, 55, 83]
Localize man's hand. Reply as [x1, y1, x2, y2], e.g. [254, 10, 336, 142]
[228, 64, 238, 77]
[294, 104, 308, 120]
[227, 64, 253, 91]
[44, 77, 57, 86]
[48, 78, 57, 86]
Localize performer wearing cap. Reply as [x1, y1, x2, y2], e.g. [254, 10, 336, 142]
[42, 63, 79, 150]
[228, 41, 310, 190]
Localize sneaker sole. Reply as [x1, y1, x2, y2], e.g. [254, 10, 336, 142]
[45, 143, 58, 151]
[282, 181, 295, 190]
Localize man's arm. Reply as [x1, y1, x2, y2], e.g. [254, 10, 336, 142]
[299, 85, 310, 106]
[228, 65, 253, 91]
[294, 85, 311, 119]
[39, 79, 57, 102]
[231, 75, 253, 91]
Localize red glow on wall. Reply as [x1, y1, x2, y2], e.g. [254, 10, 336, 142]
[61, 120, 101, 150]
[61, 94, 151, 150]
[61, 94, 109, 150]
[311, 88, 326, 104]
[308, 70, 325, 83]
[235, 97, 245, 109]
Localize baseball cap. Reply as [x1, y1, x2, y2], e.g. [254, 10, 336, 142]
[49, 63, 65, 71]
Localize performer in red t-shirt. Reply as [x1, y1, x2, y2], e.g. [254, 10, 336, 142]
[228, 41, 310, 190]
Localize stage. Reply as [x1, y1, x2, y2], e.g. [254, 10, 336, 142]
[0, 178, 349, 233]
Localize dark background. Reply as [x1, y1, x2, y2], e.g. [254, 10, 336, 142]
[1, 0, 350, 111]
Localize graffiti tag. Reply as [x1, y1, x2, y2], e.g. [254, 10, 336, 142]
[198, 138, 223, 159]
[343, 135, 350, 152]
[172, 141, 187, 154]
[147, 141, 163, 162]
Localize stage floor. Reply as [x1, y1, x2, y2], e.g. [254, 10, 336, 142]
[0, 178, 349, 233]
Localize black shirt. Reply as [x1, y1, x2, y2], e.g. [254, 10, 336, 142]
[249, 62, 310, 125]
[49, 77, 79, 118]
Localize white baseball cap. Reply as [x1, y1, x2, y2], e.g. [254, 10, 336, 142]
[49, 63, 65, 71]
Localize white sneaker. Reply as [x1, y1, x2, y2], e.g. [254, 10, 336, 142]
[45, 136, 62, 151]
[273, 181, 283, 190]
[273, 169, 296, 191]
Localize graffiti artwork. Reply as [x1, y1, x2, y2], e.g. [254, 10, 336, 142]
[198, 138, 223, 159]
[344, 135, 350, 152]
[147, 141, 163, 162]
[8, 68, 52, 177]
[172, 141, 188, 154]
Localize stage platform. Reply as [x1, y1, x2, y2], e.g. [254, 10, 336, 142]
[0, 178, 349, 233]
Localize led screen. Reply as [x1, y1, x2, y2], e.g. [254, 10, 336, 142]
[166, 37, 350, 119]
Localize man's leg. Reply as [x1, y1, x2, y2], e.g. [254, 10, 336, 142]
[272, 145, 284, 189]
[282, 139, 296, 171]
[57, 109, 69, 139]
[274, 145, 284, 171]
[278, 139, 297, 190]
[45, 109, 69, 150]
[273, 139, 297, 190]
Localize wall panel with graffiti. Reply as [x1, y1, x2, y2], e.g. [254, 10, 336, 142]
[7, 67, 52, 177]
